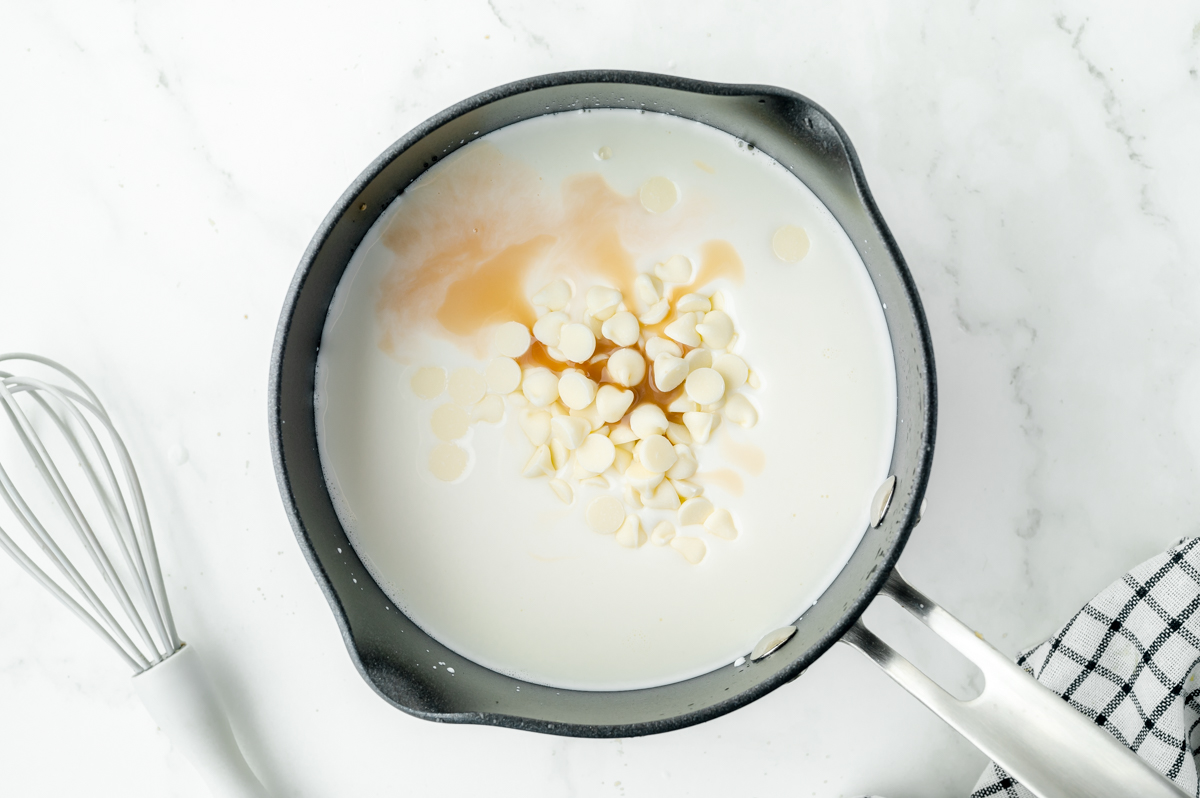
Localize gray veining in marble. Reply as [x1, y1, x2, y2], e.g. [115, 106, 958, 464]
[2, 2, 1199, 796]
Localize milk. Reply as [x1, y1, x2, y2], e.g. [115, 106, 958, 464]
[315, 109, 897, 691]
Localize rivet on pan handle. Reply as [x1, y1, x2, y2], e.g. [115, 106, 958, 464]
[842, 571, 1186, 798]
[870, 475, 896, 528]
[749, 626, 797, 662]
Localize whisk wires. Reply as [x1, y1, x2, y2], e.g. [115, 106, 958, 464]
[0, 354, 180, 672]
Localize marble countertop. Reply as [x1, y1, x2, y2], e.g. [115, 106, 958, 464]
[3, 2, 1198, 796]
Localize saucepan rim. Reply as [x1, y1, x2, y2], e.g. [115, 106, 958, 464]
[269, 68, 936, 737]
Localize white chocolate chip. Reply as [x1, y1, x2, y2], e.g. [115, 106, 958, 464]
[557, 371, 598, 410]
[411, 367, 446, 399]
[549, 438, 569, 470]
[532, 279, 573, 310]
[522, 445, 553, 478]
[606, 349, 646, 387]
[700, 398, 726, 412]
[548, 400, 569, 416]
[682, 411, 716, 444]
[595, 384, 635, 423]
[772, 225, 811, 263]
[684, 348, 712, 372]
[615, 515, 646, 548]
[650, 521, 675, 546]
[601, 312, 641, 347]
[507, 391, 529, 407]
[713, 354, 748, 391]
[747, 370, 762, 389]
[665, 422, 692, 447]
[643, 480, 681, 510]
[532, 310, 569, 347]
[485, 357, 522, 394]
[429, 444, 469, 482]
[724, 393, 759, 428]
[675, 293, 711, 313]
[518, 409, 552, 446]
[645, 336, 682, 360]
[655, 254, 694, 284]
[448, 368, 487, 406]
[678, 497, 715, 526]
[671, 536, 706, 564]
[431, 403, 470, 441]
[667, 444, 698, 479]
[550, 416, 591, 450]
[471, 394, 505, 424]
[623, 484, 642, 508]
[639, 176, 678, 214]
[667, 396, 698, 414]
[571, 458, 599, 480]
[583, 313, 605, 336]
[634, 273, 664, 307]
[653, 353, 689, 392]
[670, 478, 703, 499]
[494, 321, 532, 357]
[609, 423, 638, 445]
[568, 402, 605, 431]
[685, 368, 726, 405]
[549, 478, 573, 504]
[521, 368, 560, 407]
[635, 434, 678, 473]
[624, 462, 664, 493]
[704, 508, 738, 540]
[585, 286, 623, 319]
[639, 299, 670, 325]
[613, 446, 633, 474]
[585, 495, 625, 534]
[629, 404, 668, 439]
[695, 310, 734, 349]
[582, 475, 609, 489]
[558, 323, 596, 363]
[546, 347, 568, 362]
[576, 433, 616, 473]
[709, 290, 726, 311]
[664, 312, 702, 347]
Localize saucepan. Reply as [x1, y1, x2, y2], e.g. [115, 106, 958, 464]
[269, 70, 1181, 798]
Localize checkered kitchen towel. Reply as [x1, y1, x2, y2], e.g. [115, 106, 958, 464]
[971, 536, 1200, 797]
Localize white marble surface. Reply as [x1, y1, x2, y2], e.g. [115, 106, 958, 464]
[2, 2, 1199, 796]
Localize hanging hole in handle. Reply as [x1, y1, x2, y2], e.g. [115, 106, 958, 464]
[863, 590, 985, 701]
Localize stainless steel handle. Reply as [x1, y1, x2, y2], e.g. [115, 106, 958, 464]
[842, 570, 1185, 798]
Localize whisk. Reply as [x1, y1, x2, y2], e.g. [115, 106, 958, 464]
[0, 353, 268, 798]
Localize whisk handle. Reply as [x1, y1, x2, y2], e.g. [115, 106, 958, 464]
[133, 643, 269, 798]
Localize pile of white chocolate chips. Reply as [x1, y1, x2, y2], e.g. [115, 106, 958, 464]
[410, 253, 762, 565]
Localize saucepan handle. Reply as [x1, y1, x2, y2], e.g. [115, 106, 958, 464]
[841, 571, 1185, 798]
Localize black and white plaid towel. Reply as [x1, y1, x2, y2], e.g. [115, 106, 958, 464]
[971, 536, 1200, 797]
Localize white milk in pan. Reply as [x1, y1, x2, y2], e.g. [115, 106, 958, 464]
[315, 109, 897, 691]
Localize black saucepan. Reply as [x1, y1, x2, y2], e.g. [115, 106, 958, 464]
[269, 71, 1180, 797]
